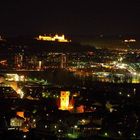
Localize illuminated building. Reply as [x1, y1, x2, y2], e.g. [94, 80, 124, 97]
[36, 34, 70, 42]
[76, 105, 84, 113]
[16, 112, 25, 119]
[0, 74, 25, 98]
[10, 117, 24, 127]
[0, 76, 4, 83]
[124, 39, 136, 43]
[0, 36, 6, 41]
[5, 74, 25, 82]
[15, 54, 23, 69]
[0, 60, 7, 66]
[60, 54, 67, 68]
[37, 60, 42, 71]
[59, 91, 74, 111]
[59, 91, 70, 110]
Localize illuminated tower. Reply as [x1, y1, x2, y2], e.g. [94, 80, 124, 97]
[15, 54, 23, 69]
[60, 91, 70, 110]
[37, 61, 42, 71]
[60, 54, 66, 68]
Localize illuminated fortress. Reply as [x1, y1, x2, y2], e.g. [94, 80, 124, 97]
[36, 34, 70, 42]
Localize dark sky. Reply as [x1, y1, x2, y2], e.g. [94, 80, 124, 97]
[0, 0, 140, 36]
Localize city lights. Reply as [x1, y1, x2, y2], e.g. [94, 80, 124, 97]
[104, 132, 108, 137]
[0, 0, 140, 139]
[74, 125, 78, 129]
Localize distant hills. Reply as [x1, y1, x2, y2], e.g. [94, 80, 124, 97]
[0, 36, 96, 53]
[1, 35, 140, 51]
[73, 35, 140, 49]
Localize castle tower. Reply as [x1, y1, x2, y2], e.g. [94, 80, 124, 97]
[60, 91, 70, 110]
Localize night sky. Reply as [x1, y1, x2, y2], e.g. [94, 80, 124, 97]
[0, 0, 140, 36]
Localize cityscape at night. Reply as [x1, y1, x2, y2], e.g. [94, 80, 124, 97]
[0, 0, 140, 140]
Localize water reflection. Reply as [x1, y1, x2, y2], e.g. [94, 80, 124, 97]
[74, 72, 140, 84]
[2, 69, 140, 87]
